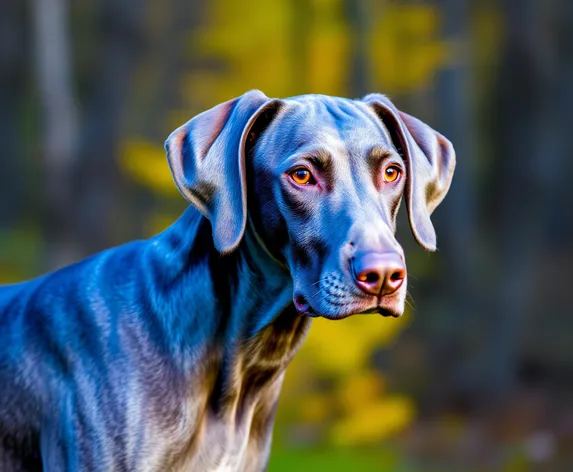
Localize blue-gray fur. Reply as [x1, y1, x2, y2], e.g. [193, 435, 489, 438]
[0, 91, 454, 471]
[0, 207, 308, 471]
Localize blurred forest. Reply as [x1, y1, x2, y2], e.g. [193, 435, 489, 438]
[1, 0, 573, 470]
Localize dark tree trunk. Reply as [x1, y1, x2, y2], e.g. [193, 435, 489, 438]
[127, 0, 205, 238]
[32, 0, 81, 269]
[0, 0, 26, 229]
[72, 0, 148, 257]
[430, 0, 482, 407]
[485, 0, 573, 401]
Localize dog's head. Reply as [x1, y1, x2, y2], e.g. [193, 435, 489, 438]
[165, 90, 455, 319]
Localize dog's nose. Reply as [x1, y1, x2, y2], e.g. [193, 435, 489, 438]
[352, 252, 406, 296]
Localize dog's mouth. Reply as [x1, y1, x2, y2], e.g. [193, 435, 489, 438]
[293, 294, 314, 316]
[293, 293, 401, 319]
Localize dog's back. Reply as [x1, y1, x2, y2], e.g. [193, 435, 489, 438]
[0, 241, 152, 470]
[0, 279, 45, 469]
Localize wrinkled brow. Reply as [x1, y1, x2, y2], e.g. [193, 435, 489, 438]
[304, 150, 332, 170]
[296, 150, 335, 189]
[369, 145, 394, 161]
[367, 145, 395, 174]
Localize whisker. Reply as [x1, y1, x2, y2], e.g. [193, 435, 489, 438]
[310, 275, 332, 288]
[405, 290, 415, 311]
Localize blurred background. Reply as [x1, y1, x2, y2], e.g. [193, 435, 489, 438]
[1, 0, 573, 470]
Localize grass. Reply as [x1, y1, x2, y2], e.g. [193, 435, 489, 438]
[268, 446, 417, 472]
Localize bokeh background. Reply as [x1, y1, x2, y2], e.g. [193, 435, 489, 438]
[1, 0, 573, 470]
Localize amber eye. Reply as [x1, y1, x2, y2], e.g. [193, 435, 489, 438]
[290, 167, 314, 185]
[383, 165, 401, 183]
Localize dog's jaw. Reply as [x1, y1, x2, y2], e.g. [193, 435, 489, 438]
[292, 290, 405, 320]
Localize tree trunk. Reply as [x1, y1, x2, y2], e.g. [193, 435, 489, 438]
[32, 0, 80, 270]
[0, 1, 26, 229]
[486, 0, 557, 401]
[73, 0, 147, 256]
[431, 0, 482, 407]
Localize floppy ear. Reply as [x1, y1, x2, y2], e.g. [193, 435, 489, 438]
[362, 94, 456, 251]
[165, 90, 280, 254]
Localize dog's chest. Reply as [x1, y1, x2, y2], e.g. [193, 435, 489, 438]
[183, 375, 284, 471]
[148, 364, 285, 472]
[147, 311, 311, 471]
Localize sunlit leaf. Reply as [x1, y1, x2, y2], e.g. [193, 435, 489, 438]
[370, 4, 449, 92]
[299, 311, 410, 375]
[120, 139, 178, 196]
[330, 395, 415, 446]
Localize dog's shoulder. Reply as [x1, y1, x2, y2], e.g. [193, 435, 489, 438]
[0, 239, 154, 361]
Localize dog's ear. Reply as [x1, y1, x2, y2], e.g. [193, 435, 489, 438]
[362, 94, 456, 251]
[165, 90, 281, 253]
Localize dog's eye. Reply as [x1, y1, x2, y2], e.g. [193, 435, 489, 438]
[383, 165, 401, 183]
[289, 167, 315, 185]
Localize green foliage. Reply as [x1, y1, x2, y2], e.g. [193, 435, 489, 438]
[0, 227, 42, 282]
[268, 446, 416, 472]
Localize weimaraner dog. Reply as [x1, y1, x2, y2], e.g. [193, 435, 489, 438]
[0, 91, 455, 471]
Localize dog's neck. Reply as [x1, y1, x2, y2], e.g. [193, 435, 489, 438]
[143, 206, 307, 371]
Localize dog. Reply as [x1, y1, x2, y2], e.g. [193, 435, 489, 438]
[0, 90, 454, 471]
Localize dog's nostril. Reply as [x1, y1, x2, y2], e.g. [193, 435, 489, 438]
[390, 271, 402, 281]
[358, 272, 379, 284]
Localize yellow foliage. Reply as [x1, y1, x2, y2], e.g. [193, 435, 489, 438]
[337, 370, 385, 412]
[298, 392, 333, 424]
[306, 0, 349, 96]
[119, 139, 177, 196]
[298, 311, 410, 376]
[280, 311, 413, 445]
[329, 394, 415, 446]
[145, 212, 182, 237]
[182, 0, 450, 113]
[370, 4, 449, 92]
[185, 0, 293, 105]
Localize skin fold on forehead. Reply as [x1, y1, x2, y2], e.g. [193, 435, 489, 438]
[254, 95, 399, 168]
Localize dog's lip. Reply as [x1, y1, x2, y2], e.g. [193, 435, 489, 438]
[293, 294, 401, 319]
[293, 294, 320, 317]
[356, 306, 401, 318]
[323, 305, 401, 319]
[293, 293, 307, 311]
